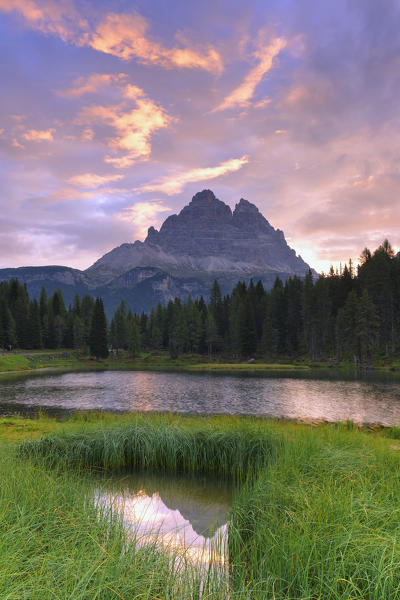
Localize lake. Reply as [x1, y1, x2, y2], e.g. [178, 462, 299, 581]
[1, 369, 400, 425]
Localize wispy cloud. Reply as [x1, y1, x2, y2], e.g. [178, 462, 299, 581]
[11, 138, 25, 149]
[214, 37, 286, 111]
[0, 2, 222, 73]
[0, 0, 88, 42]
[137, 155, 249, 195]
[117, 200, 171, 239]
[57, 73, 128, 98]
[22, 128, 55, 141]
[77, 84, 173, 168]
[68, 173, 124, 188]
[89, 13, 223, 73]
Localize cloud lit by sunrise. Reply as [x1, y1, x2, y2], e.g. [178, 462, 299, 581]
[215, 37, 286, 111]
[89, 13, 223, 73]
[1, 0, 400, 271]
[68, 173, 124, 188]
[57, 73, 128, 98]
[22, 128, 55, 142]
[76, 83, 173, 168]
[117, 201, 171, 239]
[0, 1, 222, 73]
[137, 156, 249, 195]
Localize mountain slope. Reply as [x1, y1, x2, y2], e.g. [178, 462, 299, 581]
[87, 190, 311, 285]
[0, 190, 315, 314]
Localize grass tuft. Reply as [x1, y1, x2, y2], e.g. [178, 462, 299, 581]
[5, 413, 400, 598]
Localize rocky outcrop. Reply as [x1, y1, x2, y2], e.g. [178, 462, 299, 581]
[87, 189, 313, 284]
[0, 190, 316, 314]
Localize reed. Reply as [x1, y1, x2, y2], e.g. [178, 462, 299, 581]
[9, 414, 400, 598]
[229, 426, 400, 599]
[19, 415, 281, 481]
[0, 445, 228, 599]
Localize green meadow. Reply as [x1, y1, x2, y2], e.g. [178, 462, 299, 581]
[1, 412, 400, 598]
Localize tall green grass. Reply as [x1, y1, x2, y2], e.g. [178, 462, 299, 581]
[19, 416, 281, 481]
[11, 414, 400, 598]
[230, 427, 400, 599]
[0, 447, 227, 599]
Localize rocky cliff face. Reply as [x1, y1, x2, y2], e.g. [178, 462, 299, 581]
[0, 190, 315, 314]
[87, 189, 312, 284]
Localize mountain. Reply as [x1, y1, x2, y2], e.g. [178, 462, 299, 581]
[0, 190, 315, 315]
[88, 189, 311, 284]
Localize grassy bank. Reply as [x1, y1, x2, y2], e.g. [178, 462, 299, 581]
[3, 349, 400, 378]
[1, 412, 399, 598]
[0, 446, 212, 599]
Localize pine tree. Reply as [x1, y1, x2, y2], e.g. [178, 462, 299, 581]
[72, 315, 85, 350]
[237, 297, 257, 356]
[89, 298, 108, 359]
[185, 297, 202, 354]
[205, 313, 219, 359]
[260, 310, 279, 357]
[110, 300, 128, 349]
[12, 286, 30, 348]
[341, 290, 360, 364]
[357, 289, 379, 365]
[39, 286, 48, 343]
[28, 300, 43, 349]
[209, 279, 225, 336]
[127, 312, 141, 357]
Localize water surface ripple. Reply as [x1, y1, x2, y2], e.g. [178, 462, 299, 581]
[1, 369, 400, 425]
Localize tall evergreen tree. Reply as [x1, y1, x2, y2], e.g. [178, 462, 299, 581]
[89, 298, 108, 359]
[127, 311, 141, 357]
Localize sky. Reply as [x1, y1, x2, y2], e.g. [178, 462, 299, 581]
[1, 0, 400, 273]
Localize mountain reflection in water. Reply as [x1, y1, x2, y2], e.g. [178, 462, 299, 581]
[95, 471, 233, 565]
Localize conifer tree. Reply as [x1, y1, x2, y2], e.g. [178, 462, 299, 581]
[127, 312, 141, 357]
[357, 289, 379, 364]
[205, 313, 219, 359]
[28, 299, 43, 349]
[89, 298, 108, 359]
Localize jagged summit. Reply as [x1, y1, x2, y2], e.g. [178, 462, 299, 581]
[87, 189, 313, 285]
[0, 189, 316, 314]
[232, 198, 275, 233]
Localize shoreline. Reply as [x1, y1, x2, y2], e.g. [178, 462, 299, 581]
[1, 351, 400, 378]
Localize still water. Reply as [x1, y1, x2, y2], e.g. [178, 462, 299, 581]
[96, 471, 232, 566]
[1, 369, 400, 425]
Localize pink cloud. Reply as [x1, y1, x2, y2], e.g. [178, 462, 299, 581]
[89, 13, 223, 73]
[77, 85, 173, 168]
[214, 37, 286, 111]
[22, 128, 55, 141]
[68, 173, 124, 188]
[137, 155, 249, 195]
[0, 1, 222, 73]
[57, 73, 128, 98]
[117, 200, 172, 239]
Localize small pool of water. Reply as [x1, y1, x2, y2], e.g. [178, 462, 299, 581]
[95, 471, 233, 566]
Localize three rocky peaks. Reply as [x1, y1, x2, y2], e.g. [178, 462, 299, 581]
[88, 189, 311, 284]
[0, 190, 313, 314]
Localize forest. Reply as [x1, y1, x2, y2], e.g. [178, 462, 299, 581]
[0, 240, 399, 364]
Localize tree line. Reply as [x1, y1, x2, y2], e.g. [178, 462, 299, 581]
[0, 283, 113, 359]
[1, 240, 400, 364]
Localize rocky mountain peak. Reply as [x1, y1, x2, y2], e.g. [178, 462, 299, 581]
[180, 189, 232, 221]
[147, 225, 158, 240]
[234, 198, 259, 215]
[156, 189, 232, 239]
[88, 189, 314, 287]
[190, 189, 219, 206]
[232, 197, 274, 233]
